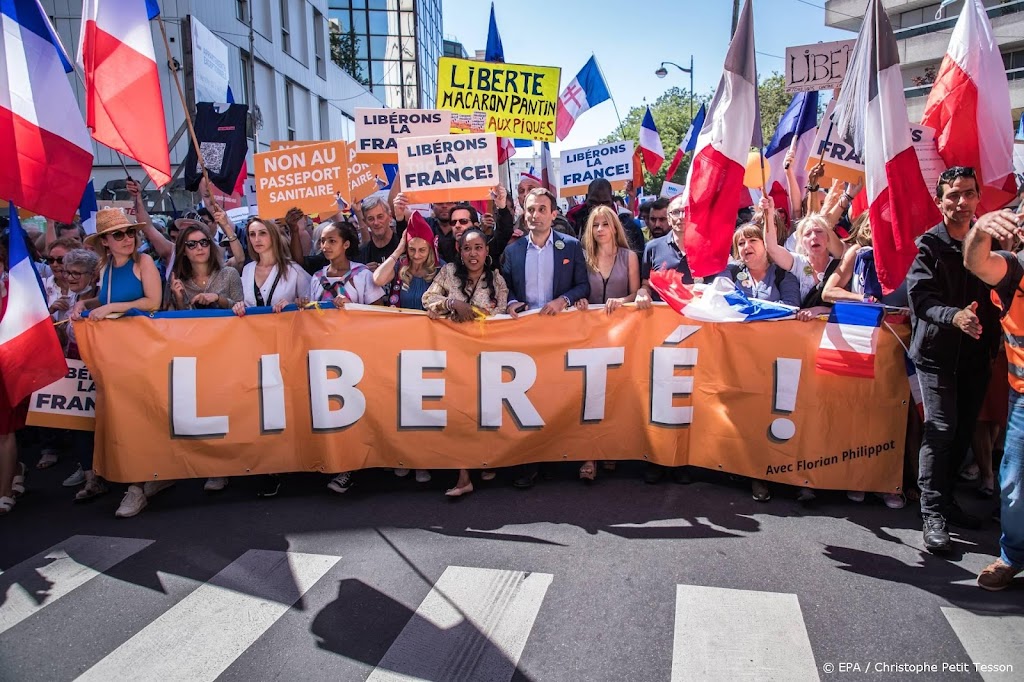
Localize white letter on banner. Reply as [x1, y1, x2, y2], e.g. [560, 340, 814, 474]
[566, 347, 625, 422]
[399, 350, 447, 428]
[171, 357, 229, 436]
[651, 347, 698, 425]
[259, 354, 286, 432]
[308, 350, 366, 430]
[479, 352, 544, 428]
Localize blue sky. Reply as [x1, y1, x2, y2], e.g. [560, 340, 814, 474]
[440, 0, 854, 153]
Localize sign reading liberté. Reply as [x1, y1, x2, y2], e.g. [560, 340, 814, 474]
[397, 132, 499, 204]
[785, 39, 856, 93]
[354, 108, 452, 163]
[436, 57, 561, 142]
[559, 141, 634, 197]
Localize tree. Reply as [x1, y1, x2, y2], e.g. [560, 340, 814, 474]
[330, 23, 369, 87]
[603, 73, 797, 195]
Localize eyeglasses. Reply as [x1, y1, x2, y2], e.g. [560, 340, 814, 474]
[668, 209, 685, 218]
[185, 238, 212, 250]
[451, 218, 473, 226]
[65, 270, 87, 279]
[106, 228, 138, 241]
[44, 256, 64, 265]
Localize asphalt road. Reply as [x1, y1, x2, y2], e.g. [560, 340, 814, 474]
[1, 460, 1022, 682]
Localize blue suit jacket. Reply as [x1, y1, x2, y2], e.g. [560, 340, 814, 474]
[501, 230, 591, 307]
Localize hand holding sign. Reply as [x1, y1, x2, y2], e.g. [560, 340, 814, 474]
[491, 185, 507, 210]
[393, 193, 409, 222]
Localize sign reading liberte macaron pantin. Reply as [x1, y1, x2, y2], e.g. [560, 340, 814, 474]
[354, 108, 452, 163]
[397, 133, 499, 204]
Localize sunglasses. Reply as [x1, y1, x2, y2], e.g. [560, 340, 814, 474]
[451, 218, 473, 226]
[44, 256, 64, 265]
[106, 228, 138, 241]
[185, 238, 212, 250]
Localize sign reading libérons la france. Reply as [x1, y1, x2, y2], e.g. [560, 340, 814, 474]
[436, 57, 561, 142]
[353, 108, 452, 163]
[559, 141, 634, 197]
[397, 132, 499, 204]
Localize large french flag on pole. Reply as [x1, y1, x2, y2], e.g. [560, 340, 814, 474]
[920, 0, 1017, 214]
[79, 0, 171, 187]
[683, 0, 761, 278]
[0, 0, 94, 222]
[833, 0, 940, 295]
[0, 205, 68, 405]
[816, 302, 885, 378]
[555, 56, 610, 141]
[664, 102, 706, 182]
[764, 91, 818, 218]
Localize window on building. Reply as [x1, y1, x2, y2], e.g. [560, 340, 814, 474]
[280, 0, 291, 54]
[314, 10, 327, 79]
[285, 80, 296, 141]
[319, 98, 330, 140]
[1004, 49, 1024, 72]
[236, 0, 250, 23]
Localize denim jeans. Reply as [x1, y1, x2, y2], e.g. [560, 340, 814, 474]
[917, 365, 991, 519]
[1001, 390, 1024, 567]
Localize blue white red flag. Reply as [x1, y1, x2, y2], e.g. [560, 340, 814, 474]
[816, 302, 885, 378]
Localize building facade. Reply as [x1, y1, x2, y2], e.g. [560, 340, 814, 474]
[824, 0, 1024, 124]
[326, 0, 442, 109]
[42, 0, 381, 209]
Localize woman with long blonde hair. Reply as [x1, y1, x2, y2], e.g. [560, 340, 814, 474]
[574, 205, 642, 482]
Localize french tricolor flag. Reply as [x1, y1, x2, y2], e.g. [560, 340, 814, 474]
[816, 302, 885, 379]
[555, 56, 610, 141]
[764, 91, 818, 219]
[682, 0, 762, 278]
[0, 205, 68, 405]
[0, 0, 94, 222]
[79, 0, 171, 187]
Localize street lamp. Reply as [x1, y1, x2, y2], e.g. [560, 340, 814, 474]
[655, 57, 695, 119]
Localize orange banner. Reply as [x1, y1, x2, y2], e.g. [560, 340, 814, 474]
[75, 307, 909, 492]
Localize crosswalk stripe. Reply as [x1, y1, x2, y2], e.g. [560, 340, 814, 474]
[671, 585, 819, 681]
[367, 565, 553, 682]
[941, 607, 1024, 681]
[0, 535, 153, 637]
[75, 549, 339, 682]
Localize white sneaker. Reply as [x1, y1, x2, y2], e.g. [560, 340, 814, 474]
[204, 477, 228, 492]
[63, 465, 85, 487]
[327, 472, 353, 494]
[847, 491, 866, 503]
[394, 468, 410, 477]
[415, 469, 431, 483]
[143, 480, 175, 498]
[115, 485, 147, 518]
[879, 493, 905, 509]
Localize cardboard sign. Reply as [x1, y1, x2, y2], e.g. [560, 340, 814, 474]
[559, 141, 633, 197]
[343, 142, 388, 201]
[27, 359, 96, 431]
[268, 140, 321, 151]
[661, 181, 685, 199]
[255, 141, 349, 218]
[437, 57, 561, 142]
[354, 108, 452, 163]
[397, 132, 499, 203]
[806, 122, 941, 188]
[785, 39, 856, 93]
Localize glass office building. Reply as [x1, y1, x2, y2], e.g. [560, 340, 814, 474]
[327, 0, 442, 109]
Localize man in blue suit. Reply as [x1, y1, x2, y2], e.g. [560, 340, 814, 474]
[501, 187, 591, 488]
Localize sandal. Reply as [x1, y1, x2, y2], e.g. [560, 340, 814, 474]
[0, 496, 14, 515]
[36, 452, 58, 469]
[11, 462, 26, 497]
[445, 483, 474, 498]
[579, 461, 596, 482]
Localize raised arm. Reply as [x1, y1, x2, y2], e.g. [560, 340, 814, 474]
[127, 179, 173, 262]
[964, 210, 1020, 286]
[212, 204, 245, 272]
[761, 196, 795, 272]
[372, 230, 408, 287]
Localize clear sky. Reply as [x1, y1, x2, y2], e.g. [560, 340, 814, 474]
[440, 0, 854, 153]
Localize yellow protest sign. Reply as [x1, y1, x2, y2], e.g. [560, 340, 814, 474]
[397, 132, 499, 204]
[436, 57, 561, 142]
[255, 141, 348, 218]
[354, 108, 453, 163]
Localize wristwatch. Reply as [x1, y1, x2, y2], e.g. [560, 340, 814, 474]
[562, 295, 572, 308]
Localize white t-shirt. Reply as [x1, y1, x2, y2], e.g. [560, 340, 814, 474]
[241, 261, 312, 307]
[44, 276, 79, 323]
[309, 265, 385, 304]
[787, 252, 835, 301]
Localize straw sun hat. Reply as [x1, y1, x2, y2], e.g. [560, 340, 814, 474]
[84, 208, 145, 248]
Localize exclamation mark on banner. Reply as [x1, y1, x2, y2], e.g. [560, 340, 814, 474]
[770, 358, 802, 442]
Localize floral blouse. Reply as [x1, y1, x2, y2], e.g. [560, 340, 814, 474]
[422, 262, 509, 317]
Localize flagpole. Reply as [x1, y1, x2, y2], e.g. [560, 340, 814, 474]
[155, 15, 212, 189]
[592, 54, 627, 140]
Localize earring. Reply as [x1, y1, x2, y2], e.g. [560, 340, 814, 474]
[485, 255, 494, 269]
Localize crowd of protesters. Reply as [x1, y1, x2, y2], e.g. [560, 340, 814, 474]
[1, 157, 1023, 592]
